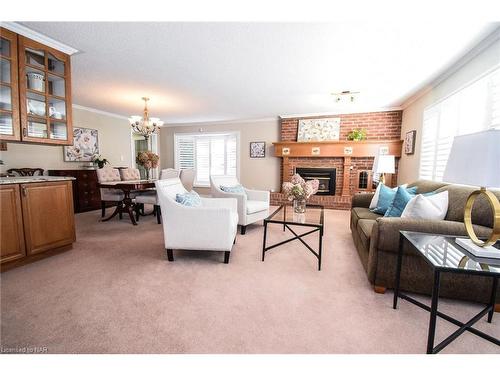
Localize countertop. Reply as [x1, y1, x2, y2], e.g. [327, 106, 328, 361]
[0, 176, 76, 185]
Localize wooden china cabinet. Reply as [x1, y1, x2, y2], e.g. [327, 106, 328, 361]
[0, 27, 72, 145]
[0, 28, 20, 141]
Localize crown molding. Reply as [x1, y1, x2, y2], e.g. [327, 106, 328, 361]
[279, 107, 403, 119]
[164, 116, 279, 127]
[401, 25, 500, 109]
[72, 104, 129, 120]
[0, 22, 79, 55]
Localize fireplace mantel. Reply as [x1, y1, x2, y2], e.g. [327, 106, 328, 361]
[272, 140, 403, 158]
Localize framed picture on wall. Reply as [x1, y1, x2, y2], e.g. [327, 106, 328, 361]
[64, 127, 99, 162]
[404, 130, 416, 155]
[297, 118, 340, 142]
[250, 141, 266, 158]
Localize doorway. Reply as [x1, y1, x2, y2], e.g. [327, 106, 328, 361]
[131, 131, 159, 179]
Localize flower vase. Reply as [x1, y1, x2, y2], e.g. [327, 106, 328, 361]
[293, 198, 306, 214]
[145, 169, 150, 180]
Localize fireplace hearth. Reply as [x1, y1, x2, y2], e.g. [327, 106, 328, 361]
[295, 167, 336, 195]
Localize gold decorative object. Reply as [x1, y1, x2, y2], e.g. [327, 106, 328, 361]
[464, 187, 500, 247]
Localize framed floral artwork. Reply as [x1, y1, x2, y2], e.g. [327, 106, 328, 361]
[297, 118, 340, 142]
[64, 127, 99, 162]
[250, 141, 266, 158]
[404, 130, 416, 155]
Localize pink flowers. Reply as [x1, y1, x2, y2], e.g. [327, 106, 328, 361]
[136, 151, 159, 169]
[282, 173, 319, 201]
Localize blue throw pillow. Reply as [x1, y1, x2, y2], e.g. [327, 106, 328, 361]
[175, 191, 202, 207]
[384, 186, 414, 217]
[371, 185, 417, 215]
[220, 184, 245, 194]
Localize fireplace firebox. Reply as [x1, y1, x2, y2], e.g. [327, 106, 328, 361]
[295, 167, 336, 195]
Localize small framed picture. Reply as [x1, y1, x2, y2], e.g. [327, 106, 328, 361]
[282, 147, 290, 156]
[250, 141, 266, 158]
[311, 147, 320, 155]
[404, 130, 416, 155]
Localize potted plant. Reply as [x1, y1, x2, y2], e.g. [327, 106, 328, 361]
[92, 154, 109, 169]
[282, 174, 319, 213]
[347, 128, 367, 141]
[136, 151, 159, 180]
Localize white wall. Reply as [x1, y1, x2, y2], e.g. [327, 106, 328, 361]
[160, 118, 281, 194]
[0, 106, 133, 174]
[398, 34, 500, 184]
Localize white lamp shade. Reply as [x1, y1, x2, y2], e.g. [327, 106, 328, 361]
[372, 155, 395, 174]
[443, 129, 500, 188]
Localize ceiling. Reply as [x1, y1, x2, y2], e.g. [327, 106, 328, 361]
[21, 22, 499, 124]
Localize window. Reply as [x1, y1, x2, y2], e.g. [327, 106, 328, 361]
[174, 132, 239, 187]
[419, 67, 500, 181]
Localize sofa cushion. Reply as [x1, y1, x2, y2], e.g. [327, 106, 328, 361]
[357, 219, 376, 250]
[435, 185, 500, 228]
[351, 207, 382, 229]
[407, 180, 448, 194]
[385, 186, 414, 217]
[246, 200, 268, 214]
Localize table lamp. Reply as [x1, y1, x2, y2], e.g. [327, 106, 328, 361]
[442, 129, 500, 256]
[372, 154, 395, 185]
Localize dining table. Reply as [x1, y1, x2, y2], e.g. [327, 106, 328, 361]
[98, 179, 156, 225]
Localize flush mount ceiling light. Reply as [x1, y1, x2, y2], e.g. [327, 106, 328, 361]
[129, 97, 164, 140]
[331, 90, 360, 103]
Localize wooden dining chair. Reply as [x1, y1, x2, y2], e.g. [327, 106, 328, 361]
[7, 168, 44, 176]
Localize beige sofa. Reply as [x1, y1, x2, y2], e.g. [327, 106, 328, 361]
[350, 180, 500, 304]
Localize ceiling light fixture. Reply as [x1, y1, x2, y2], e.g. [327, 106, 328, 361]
[129, 97, 163, 140]
[331, 90, 360, 104]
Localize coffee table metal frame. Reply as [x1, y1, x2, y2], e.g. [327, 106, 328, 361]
[261, 204, 324, 270]
[394, 231, 500, 354]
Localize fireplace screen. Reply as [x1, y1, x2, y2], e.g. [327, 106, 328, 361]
[295, 167, 336, 195]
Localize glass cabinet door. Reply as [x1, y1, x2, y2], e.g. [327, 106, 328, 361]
[0, 28, 20, 141]
[18, 35, 72, 145]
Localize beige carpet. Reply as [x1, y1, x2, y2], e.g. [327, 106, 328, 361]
[1, 208, 499, 354]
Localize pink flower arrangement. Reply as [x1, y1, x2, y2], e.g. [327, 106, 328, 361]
[282, 173, 319, 201]
[136, 151, 159, 170]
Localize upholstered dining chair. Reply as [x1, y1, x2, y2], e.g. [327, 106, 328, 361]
[119, 167, 141, 181]
[179, 169, 196, 191]
[7, 168, 44, 176]
[96, 167, 125, 218]
[160, 168, 180, 179]
[155, 177, 238, 263]
[210, 175, 270, 234]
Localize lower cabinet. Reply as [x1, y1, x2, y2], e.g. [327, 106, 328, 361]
[0, 185, 26, 263]
[0, 181, 76, 267]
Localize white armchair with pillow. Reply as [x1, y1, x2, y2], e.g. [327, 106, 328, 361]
[210, 175, 269, 234]
[155, 178, 238, 263]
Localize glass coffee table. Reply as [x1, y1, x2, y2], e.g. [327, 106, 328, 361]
[394, 231, 500, 354]
[262, 204, 324, 270]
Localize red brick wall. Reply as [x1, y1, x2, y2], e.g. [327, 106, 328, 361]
[280, 110, 403, 142]
[274, 110, 403, 210]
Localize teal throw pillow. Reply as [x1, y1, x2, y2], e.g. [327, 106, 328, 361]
[384, 186, 414, 217]
[176, 191, 202, 207]
[220, 184, 245, 194]
[371, 185, 417, 215]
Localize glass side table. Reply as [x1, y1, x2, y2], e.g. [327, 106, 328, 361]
[394, 231, 500, 354]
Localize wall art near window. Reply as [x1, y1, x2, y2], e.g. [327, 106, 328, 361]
[297, 118, 341, 142]
[404, 130, 416, 155]
[64, 127, 99, 162]
[250, 141, 266, 158]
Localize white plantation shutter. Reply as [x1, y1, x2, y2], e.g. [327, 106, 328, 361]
[419, 67, 500, 182]
[175, 132, 239, 187]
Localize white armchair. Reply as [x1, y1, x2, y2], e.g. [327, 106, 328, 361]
[210, 175, 270, 234]
[155, 178, 238, 263]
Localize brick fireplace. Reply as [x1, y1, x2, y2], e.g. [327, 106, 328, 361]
[270, 110, 403, 210]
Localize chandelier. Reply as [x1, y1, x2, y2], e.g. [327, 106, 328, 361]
[129, 97, 164, 140]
